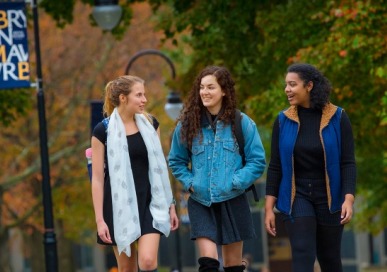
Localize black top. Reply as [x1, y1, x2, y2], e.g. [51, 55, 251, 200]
[266, 106, 356, 197]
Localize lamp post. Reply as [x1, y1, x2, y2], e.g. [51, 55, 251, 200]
[125, 49, 183, 272]
[125, 49, 183, 120]
[32, 0, 58, 271]
[92, 0, 122, 30]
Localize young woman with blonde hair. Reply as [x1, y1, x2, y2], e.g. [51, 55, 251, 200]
[91, 75, 179, 272]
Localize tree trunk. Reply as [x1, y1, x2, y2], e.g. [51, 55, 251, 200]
[25, 222, 77, 272]
[26, 230, 45, 272]
[56, 220, 76, 272]
[0, 229, 12, 272]
[9, 228, 24, 272]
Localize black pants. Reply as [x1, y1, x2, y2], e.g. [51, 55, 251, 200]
[284, 217, 344, 272]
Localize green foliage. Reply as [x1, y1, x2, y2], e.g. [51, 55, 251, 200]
[0, 89, 33, 126]
[149, 0, 387, 233]
[39, 0, 134, 38]
[39, 0, 79, 27]
[53, 177, 95, 244]
[153, 0, 268, 99]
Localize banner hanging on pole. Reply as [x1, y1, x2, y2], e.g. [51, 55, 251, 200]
[0, 1, 30, 89]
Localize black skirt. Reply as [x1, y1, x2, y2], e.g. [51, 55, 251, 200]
[188, 193, 256, 245]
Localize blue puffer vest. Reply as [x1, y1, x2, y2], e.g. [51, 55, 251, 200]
[276, 103, 343, 214]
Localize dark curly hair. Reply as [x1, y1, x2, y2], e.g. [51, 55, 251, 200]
[287, 63, 332, 110]
[179, 66, 237, 149]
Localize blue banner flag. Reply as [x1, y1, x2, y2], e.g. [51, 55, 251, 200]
[0, 2, 30, 89]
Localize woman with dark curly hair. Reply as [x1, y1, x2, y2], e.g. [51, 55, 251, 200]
[265, 63, 356, 272]
[168, 66, 266, 272]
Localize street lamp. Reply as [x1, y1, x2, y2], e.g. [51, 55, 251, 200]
[125, 49, 183, 272]
[125, 49, 184, 121]
[165, 92, 183, 121]
[32, 0, 58, 271]
[92, 0, 122, 30]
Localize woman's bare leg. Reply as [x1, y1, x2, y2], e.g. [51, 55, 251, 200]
[222, 241, 243, 267]
[113, 244, 138, 272]
[137, 233, 160, 271]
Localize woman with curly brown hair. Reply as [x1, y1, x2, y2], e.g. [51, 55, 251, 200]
[168, 66, 266, 272]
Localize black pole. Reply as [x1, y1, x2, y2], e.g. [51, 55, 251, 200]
[125, 49, 183, 272]
[32, 0, 58, 271]
[125, 49, 176, 79]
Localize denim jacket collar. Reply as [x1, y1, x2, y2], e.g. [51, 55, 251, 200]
[200, 106, 225, 129]
[200, 110, 210, 127]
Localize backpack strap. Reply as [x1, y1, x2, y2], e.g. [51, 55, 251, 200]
[234, 109, 259, 202]
[234, 109, 245, 163]
[101, 117, 110, 174]
[102, 117, 110, 130]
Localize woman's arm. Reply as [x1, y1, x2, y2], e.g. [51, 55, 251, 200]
[91, 136, 112, 243]
[264, 195, 277, 236]
[168, 123, 194, 191]
[340, 111, 356, 224]
[340, 111, 356, 196]
[232, 114, 266, 190]
[266, 117, 282, 197]
[265, 117, 281, 236]
[169, 204, 179, 230]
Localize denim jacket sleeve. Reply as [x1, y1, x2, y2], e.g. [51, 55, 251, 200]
[168, 122, 194, 191]
[233, 113, 266, 190]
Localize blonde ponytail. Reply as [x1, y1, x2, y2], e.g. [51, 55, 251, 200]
[103, 81, 115, 116]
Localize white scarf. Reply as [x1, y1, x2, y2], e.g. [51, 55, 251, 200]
[107, 108, 173, 256]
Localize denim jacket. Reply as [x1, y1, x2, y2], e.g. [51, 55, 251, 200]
[168, 112, 266, 207]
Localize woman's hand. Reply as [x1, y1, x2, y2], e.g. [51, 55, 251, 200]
[97, 220, 112, 244]
[264, 195, 277, 236]
[341, 194, 355, 225]
[169, 205, 179, 231]
[265, 209, 277, 236]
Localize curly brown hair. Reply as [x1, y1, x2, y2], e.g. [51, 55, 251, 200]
[179, 66, 237, 149]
